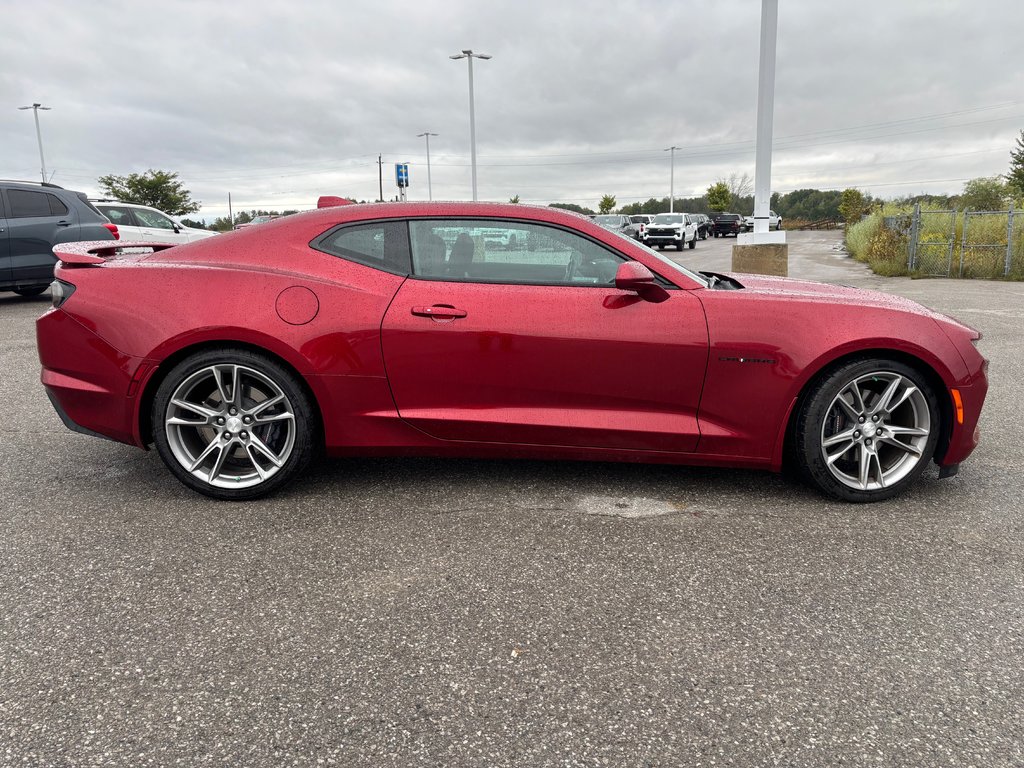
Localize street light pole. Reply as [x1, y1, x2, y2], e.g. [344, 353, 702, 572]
[417, 131, 438, 200]
[18, 102, 52, 183]
[665, 146, 679, 213]
[450, 49, 491, 201]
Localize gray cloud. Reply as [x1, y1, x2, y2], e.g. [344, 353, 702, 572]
[2, 0, 1021, 220]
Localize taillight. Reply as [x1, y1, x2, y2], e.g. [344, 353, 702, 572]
[104, 223, 120, 240]
[51, 279, 76, 308]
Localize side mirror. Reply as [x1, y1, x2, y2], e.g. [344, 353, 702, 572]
[614, 261, 668, 302]
[172, 223, 181, 233]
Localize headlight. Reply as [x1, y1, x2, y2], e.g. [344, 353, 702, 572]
[50, 279, 76, 308]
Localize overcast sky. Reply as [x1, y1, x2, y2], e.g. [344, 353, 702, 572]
[2, 0, 1022, 220]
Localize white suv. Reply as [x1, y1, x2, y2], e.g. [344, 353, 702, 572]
[92, 201, 217, 244]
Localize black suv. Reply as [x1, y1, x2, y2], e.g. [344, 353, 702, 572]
[0, 181, 115, 297]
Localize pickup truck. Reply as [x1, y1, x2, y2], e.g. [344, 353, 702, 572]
[645, 212, 698, 250]
[593, 214, 641, 240]
[742, 210, 783, 231]
[712, 213, 747, 238]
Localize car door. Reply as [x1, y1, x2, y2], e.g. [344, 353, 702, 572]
[4, 188, 78, 285]
[131, 207, 190, 243]
[381, 218, 709, 452]
[96, 205, 145, 241]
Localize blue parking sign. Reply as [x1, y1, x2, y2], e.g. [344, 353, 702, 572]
[396, 163, 409, 188]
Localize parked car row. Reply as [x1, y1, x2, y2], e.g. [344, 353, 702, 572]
[0, 180, 232, 298]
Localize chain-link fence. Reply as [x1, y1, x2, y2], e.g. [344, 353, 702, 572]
[899, 204, 1021, 278]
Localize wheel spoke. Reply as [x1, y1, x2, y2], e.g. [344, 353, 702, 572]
[251, 393, 284, 416]
[187, 439, 221, 472]
[873, 453, 886, 488]
[255, 411, 294, 424]
[231, 365, 243, 407]
[248, 433, 285, 468]
[825, 440, 856, 466]
[887, 425, 929, 438]
[823, 428, 857, 448]
[212, 366, 233, 407]
[872, 375, 904, 415]
[167, 414, 208, 426]
[171, 398, 218, 420]
[244, 445, 269, 480]
[836, 393, 862, 421]
[207, 442, 231, 481]
[858, 444, 871, 489]
[879, 436, 923, 457]
[848, 382, 868, 416]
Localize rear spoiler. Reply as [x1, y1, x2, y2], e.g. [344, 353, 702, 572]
[53, 240, 178, 266]
[317, 195, 354, 208]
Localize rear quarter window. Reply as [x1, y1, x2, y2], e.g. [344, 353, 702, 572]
[7, 189, 58, 218]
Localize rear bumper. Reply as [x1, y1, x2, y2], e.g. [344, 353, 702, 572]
[36, 308, 147, 447]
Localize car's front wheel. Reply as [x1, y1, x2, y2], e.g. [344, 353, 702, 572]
[794, 358, 940, 502]
[152, 348, 318, 500]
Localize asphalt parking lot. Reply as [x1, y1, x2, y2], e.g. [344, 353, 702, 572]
[2, 230, 1022, 766]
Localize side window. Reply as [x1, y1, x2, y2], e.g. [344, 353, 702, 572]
[48, 195, 68, 216]
[313, 220, 410, 275]
[7, 189, 54, 218]
[133, 208, 175, 229]
[408, 219, 626, 286]
[99, 206, 136, 227]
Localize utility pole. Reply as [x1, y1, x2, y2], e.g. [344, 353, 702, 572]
[417, 132, 438, 200]
[665, 146, 679, 213]
[228, 192, 233, 228]
[18, 102, 51, 183]
[378, 155, 383, 202]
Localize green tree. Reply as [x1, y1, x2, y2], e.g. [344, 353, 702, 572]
[958, 176, 1008, 211]
[1007, 129, 1024, 200]
[838, 188, 868, 224]
[508, 194, 520, 204]
[706, 182, 731, 212]
[97, 169, 201, 215]
[179, 218, 207, 229]
[598, 195, 616, 214]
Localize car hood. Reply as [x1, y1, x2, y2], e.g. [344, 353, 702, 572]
[731, 273, 947, 319]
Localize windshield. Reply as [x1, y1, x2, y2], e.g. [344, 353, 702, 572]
[600, 228, 709, 288]
[630, 216, 648, 223]
[652, 214, 684, 225]
[594, 216, 622, 225]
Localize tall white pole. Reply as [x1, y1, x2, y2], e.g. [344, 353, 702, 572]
[451, 50, 490, 202]
[665, 146, 679, 213]
[752, 0, 778, 235]
[18, 103, 51, 183]
[467, 55, 478, 201]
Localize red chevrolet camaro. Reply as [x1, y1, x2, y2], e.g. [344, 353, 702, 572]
[37, 202, 988, 502]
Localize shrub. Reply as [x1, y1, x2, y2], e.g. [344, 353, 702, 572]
[865, 227, 909, 276]
[845, 212, 881, 262]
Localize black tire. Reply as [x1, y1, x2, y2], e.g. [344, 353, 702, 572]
[688, 235, 696, 249]
[13, 286, 48, 297]
[151, 348, 319, 500]
[658, 245, 665, 250]
[793, 358, 940, 502]
[676, 241, 684, 251]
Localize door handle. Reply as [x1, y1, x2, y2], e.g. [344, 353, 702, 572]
[56, 220, 72, 227]
[411, 305, 467, 319]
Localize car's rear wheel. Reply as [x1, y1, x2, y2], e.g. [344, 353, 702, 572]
[794, 358, 940, 502]
[688, 234, 696, 249]
[152, 348, 317, 500]
[13, 286, 47, 297]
